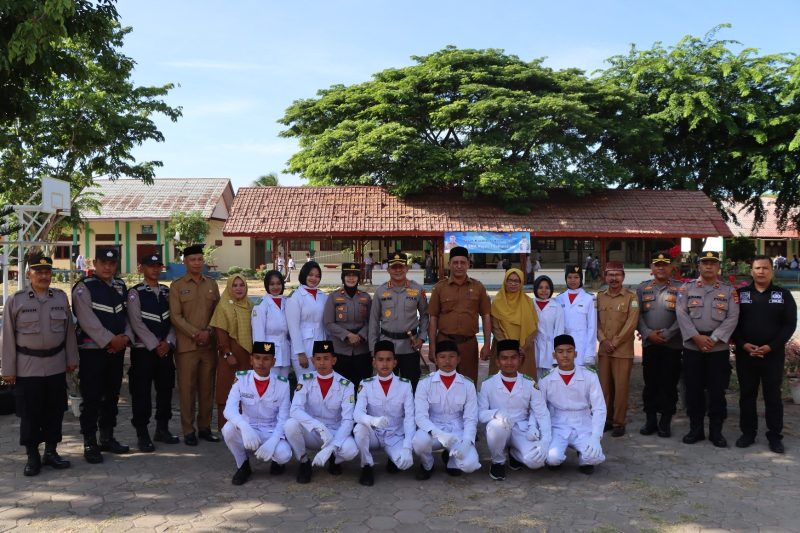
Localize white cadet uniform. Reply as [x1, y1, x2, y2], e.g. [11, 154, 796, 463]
[540, 367, 606, 466]
[555, 289, 597, 366]
[353, 375, 415, 468]
[285, 286, 328, 376]
[412, 371, 480, 473]
[251, 296, 291, 377]
[284, 372, 359, 464]
[533, 298, 565, 375]
[221, 370, 292, 467]
[478, 372, 552, 468]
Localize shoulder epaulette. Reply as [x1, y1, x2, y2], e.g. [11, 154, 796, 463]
[462, 375, 474, 383]
[399, 377, 410, 383]
[236, 370, 249, 376]
[339, 377, 351, 386]
[522, 374, 534, 381]
[302, 373, 314, 380]
[362, 377, 375, 382]
[539, 369, 551, 379]
[277, 375, 288, 382]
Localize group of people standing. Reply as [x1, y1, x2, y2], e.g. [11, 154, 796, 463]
[1, 243, 795, 485]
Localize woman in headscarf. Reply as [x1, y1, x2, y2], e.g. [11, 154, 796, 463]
[251, 270, 291, 378]
[532, 275, 565, 378]
[285, 260, 327, 377]
[490, 268, 538, 377]
[210, 273, 254, 430]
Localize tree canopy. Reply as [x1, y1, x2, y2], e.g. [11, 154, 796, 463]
[253, 172, 279, 186]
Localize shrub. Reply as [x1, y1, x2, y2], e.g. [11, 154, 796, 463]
[227, 266, 243, 275]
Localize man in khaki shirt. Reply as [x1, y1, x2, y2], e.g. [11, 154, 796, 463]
[169, 244, 220, 445]
[596, 261, 640, 437]
[427, 246, 492, 384]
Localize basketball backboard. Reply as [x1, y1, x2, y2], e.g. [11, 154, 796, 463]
[41, 177, 71, 213]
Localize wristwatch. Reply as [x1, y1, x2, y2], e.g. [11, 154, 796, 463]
[223, 351, 233, 359]
[710, 335, 719, 343]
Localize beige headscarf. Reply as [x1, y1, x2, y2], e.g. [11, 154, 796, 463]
[210, 274, 254, 352]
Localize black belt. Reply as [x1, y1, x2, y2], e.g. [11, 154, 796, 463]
[698, 331, 713, 336]
[347, 328, 362, 334]
[16, 342, 66, 358]
[441, 333, 476, 344]
[381, 328, 416, 340]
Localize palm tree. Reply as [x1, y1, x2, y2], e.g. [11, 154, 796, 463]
[253, 172, 279, 187]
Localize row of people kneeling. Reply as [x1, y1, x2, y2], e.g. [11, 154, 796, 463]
[223, 334, 605, 486]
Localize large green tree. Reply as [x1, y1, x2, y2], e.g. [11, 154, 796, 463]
[599, 25, 800, 230]
[279, 47, 632, 209]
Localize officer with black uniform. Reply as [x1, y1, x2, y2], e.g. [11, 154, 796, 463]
[368, 252, 429, 391]
[127, 252, 180, 452]
[676, 251, 739, 448]
[1, 256, 78, 476]
[732, 255, 797, 453]
[72, 247, 133, 463]
[323, 263, 373, 388]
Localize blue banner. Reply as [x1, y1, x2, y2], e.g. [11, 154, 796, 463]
[444, 232, 531, 254]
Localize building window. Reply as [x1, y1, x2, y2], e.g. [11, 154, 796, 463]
[234, 240, 242, 246]
[290, 240, 312, 251]
[533, 239, 557, 251]
[141, 224, 154, 234]
[564, 239, 595, 251]
[215, 240, 223, 246]
[53, 245, 70, 259]
[320, 239, 352, 252]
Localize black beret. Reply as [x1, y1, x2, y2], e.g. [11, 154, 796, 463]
[312, 340, 334, 354]
[564, 264, 581, 277]
[252, 341, 276, 355]
[373, 340, 395, 354]
[183, 244, 205, 257]
[496, 339, 520, 352]
[449, 246, 469, 259]
[553, 334, 576, 349]
[435, 340, 459, 354]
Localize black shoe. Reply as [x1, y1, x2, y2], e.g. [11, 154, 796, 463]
[768, 440, 785, 454]
[611, 426, 626, 438]
[198, 429, 220, 442]
[184, 432, 198, 446]
[579, 465, 595, 475]
[83, 439, 104, 464]
[735, 434, 756, 448]
[546, 463, 562, 471]
[43, 449, 71, 469]
[386, 459, 399, 474]
[327, 456, 342, 476]
[415, 464, 433, 481]
[441, 449, 460, 475]
[682, 428, 705, 445]
[441, 449, 450, 467]
[489, 462, 506, 481]
[231, 460, 252, 486]
[136, 429, 155, 453]
[508, 455, 524, 471]
[657, 414, 672, 438]
[359, 465, 374, 486]
[99, 436, 130, 454]
[154, 426, 180, 444]
[24, 447, 41, 477]
[640, 413, 658, 436]
[270, 461, 285, 475]
[297, 459, 312, 484]
[603, 421, 613, 432]
[709, 433, 727, 448]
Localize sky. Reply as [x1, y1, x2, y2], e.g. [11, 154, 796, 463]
[116, 0, 800, 192]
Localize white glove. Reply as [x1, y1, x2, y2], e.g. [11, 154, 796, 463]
[370, 416, 390, 429]
[494, 411, 514, 431]
[312, 445, 335, 467]
[583, 438, 602, 460]
[314, 425, 333, 447]
[526, 426, 540, 441]
[583, 357, 596, 367]
[255, 436, 280, 462]
[528, 442, 548, 464]
[436, 431, 459, 449]
[395, 448, 413, 470]
[240, 425, 261, 451]
[450, 439, 472, 460]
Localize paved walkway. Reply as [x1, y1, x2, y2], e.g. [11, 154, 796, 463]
[1, 359, 799, 532]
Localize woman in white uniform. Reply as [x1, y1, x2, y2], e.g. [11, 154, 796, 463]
[532, 275, 565, 376]
[554, 265, 597, 367]
[251, 270, 291, 378]
[285, 261, 327, 377]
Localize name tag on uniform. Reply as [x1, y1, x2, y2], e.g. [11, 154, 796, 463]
[770, 291, 784, 304]
[240, 392, 255, 399]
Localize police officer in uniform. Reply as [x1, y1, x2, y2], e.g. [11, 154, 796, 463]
[732, 255, 797, 453]
[72, 247, 133, 463]
[323, 263, 373, 388]
[127, 252, 180, 452]
[636, 252, 684, 438]
[676, 251, 740, 447]
[1, 256, 78, 476]
[368, 252, 429, 391]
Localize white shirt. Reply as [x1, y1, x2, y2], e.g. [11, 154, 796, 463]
[477, 372, 551, 441]
[555, 288, 597, 366]
[533, 298, 565, 370]
[415, 371, 478, 443]
[223, 371, 290, 437]
[540, 367, 606, 440]
[285, 285, 328, 356]
[290, 371, 355, 448]
[251, 295, 291, 367]
[354, 376, 415, 449]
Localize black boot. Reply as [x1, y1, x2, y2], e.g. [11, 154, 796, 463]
[136, 427, 155, 453]
[153, 422, 180, 444]
[657, 414, 672, 438]
[640, 412, 658, 435]
[43, 443, 71, 469]
[708, 420, 727, 448]
[297, 459, 312, 484]
[231, 459, 252, 485]
[99, 428, 130, 454]
[359, 465, 374, 486]
[682, 419, 705, 444]
[24, 445, 42, 476]
[83, 436, 104, 464]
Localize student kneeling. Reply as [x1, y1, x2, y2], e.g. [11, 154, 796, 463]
[478, 339, 551, 481]
[284, 341, 359, 484]
[413, 340, 480, 479]
[540, 334, 607, 474]
[222, 342, 292, 485]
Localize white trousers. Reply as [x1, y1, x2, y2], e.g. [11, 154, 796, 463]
[546, 426, 605, 466]
[283, 418, 358, 463]
[353, 422, 410, 468]
[484, 419, 546, 469]
[221, 422, 292, 468]
[411, 429, 480, 473]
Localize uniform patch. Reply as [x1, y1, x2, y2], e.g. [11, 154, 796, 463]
[522, 374, 533, 381]
[295, 384, 303, 391]
[252, 309, 258, 317]
[770, 291, 784, 304]
[303, 373, 314, 380]
[349, 395, 355, 403]
[363, 377, 375, 382]
[357, 385, 363, 393]
[236, 370, 249, 375]
[128, 292, 137, 302]
[399, 377, 410, 383]
[339, 378, 351, 386]
[384, 309, 392, 318]
[739, 291, 751, 304]
[277, 375, 288, 382]
[631, 300, 638, 308]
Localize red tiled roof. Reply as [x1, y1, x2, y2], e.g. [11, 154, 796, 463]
[83, 178, 233, 220]
[224, 186, 731, 238]
[727, 198, 800, 239]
